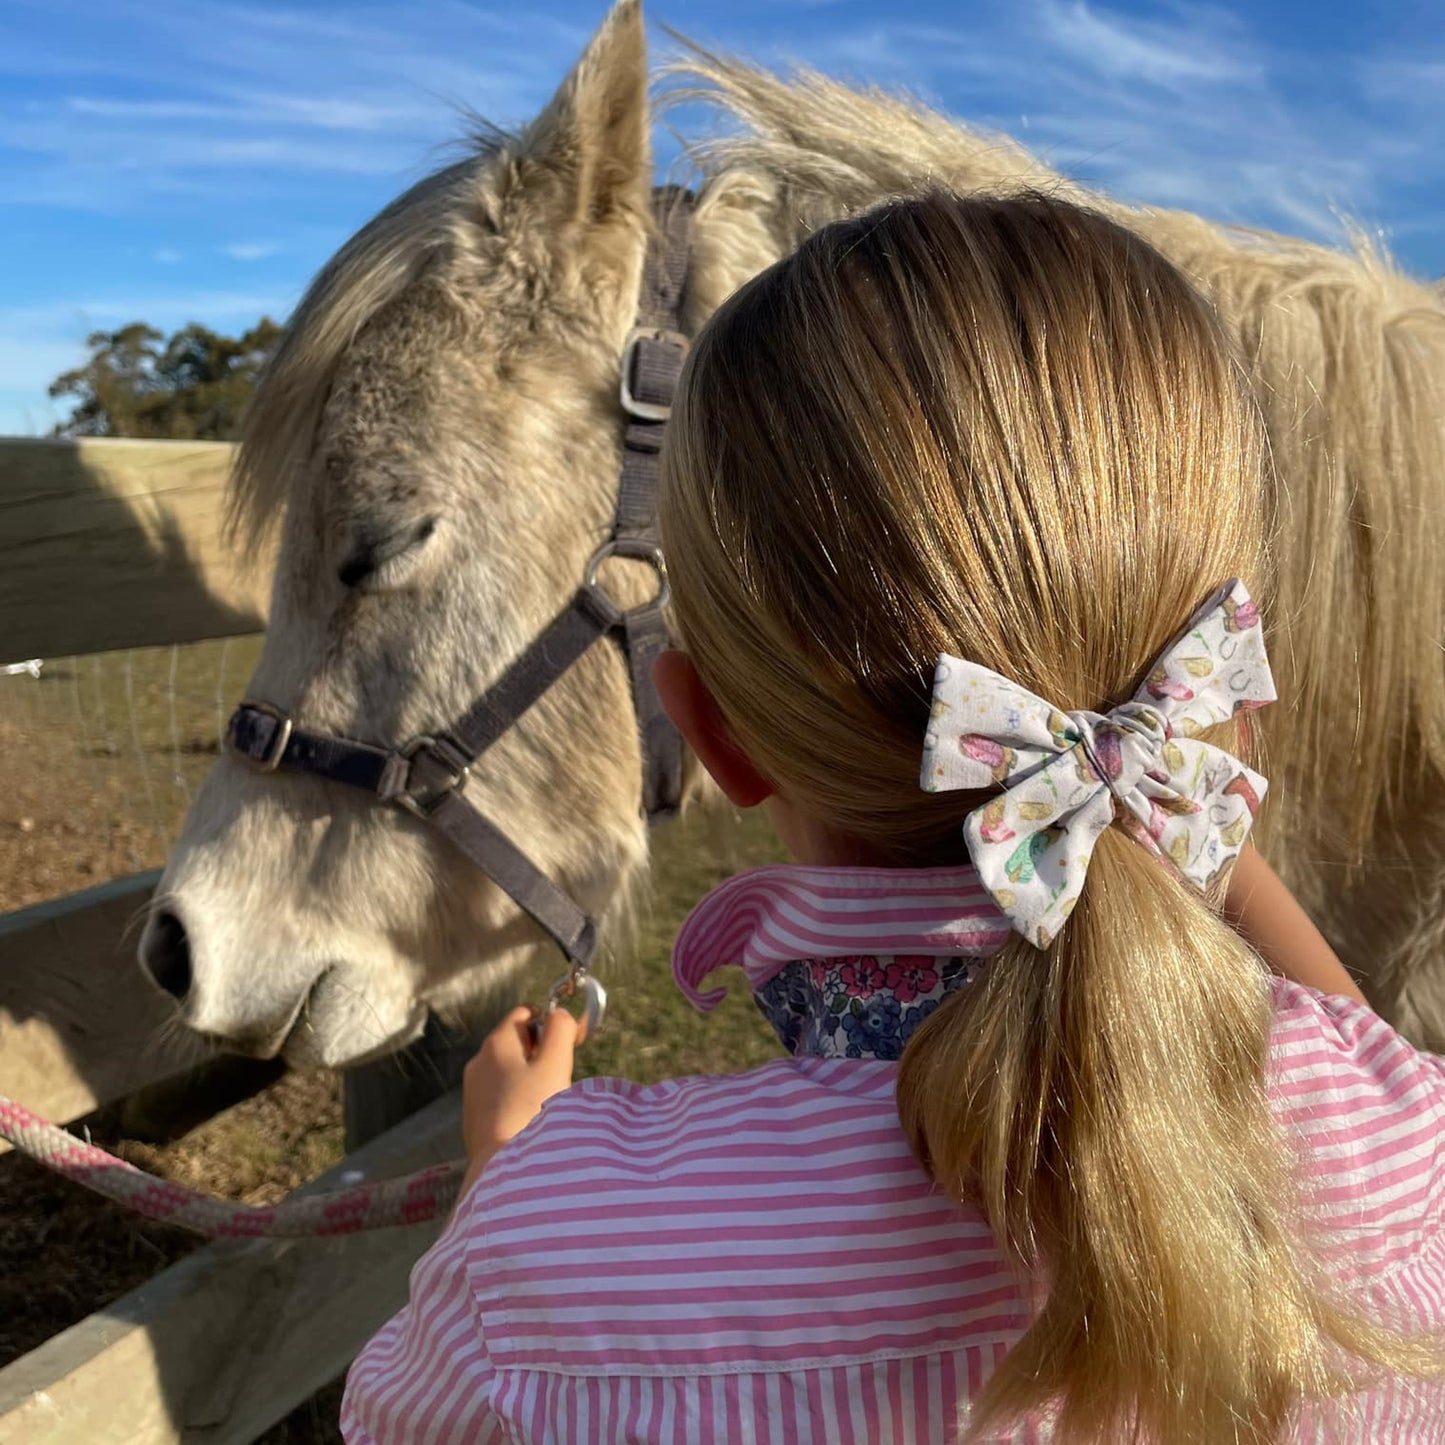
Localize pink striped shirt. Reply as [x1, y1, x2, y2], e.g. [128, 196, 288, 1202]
[342, 865, 1445, 1443]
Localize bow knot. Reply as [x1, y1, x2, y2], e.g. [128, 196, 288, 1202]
[1066, 703, 1171, 802]
[921, 580, 1274, 949]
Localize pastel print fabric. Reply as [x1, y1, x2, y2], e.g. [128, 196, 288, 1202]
[921, 579, 1276, 948]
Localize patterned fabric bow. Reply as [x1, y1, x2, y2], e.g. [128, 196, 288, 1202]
[920, 579, 1275, 948]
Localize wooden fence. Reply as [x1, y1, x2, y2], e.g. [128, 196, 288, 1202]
[0, 438, 457, 1442]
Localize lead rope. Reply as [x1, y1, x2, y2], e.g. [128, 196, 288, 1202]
[0, 1096, 464, 1237]
[0, 965, 606, 1237]
[0, 969, 616, 1237]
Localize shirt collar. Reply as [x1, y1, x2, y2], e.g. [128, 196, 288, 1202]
[671, 861, 1011, 1012]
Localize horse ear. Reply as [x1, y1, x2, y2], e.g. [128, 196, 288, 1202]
[510, 0, 650, 246]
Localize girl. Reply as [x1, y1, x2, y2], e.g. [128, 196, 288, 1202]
[342, 193, 1444, 1443]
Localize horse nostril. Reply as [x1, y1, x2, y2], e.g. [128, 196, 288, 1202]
[142, 911, 193, 1003]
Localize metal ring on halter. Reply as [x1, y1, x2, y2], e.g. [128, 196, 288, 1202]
[583, 539, 670, 615]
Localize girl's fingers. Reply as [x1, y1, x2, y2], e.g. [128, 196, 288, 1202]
[477, 1002, 583, 1068]
[476, 1006, 535, 1063]
[533, 1004, 580, 1063]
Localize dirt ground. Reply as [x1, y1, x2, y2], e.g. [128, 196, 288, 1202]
[0, 645, 783, 1442]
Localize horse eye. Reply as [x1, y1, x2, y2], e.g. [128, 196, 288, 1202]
[338, 515, 439, 589]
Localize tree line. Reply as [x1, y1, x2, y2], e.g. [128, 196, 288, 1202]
[48, 318, 283, 441]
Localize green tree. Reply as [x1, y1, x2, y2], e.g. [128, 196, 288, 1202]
[47, 323, 165, 437]
[49, 317, 283, 440]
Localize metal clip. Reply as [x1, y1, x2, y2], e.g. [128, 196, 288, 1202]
[527, 969, 607, 1044]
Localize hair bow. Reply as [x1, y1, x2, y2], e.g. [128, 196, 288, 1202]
[920, 579, 1275, 948]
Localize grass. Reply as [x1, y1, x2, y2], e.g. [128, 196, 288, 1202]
[578, 804, 789, 1084]
[0, 635, 265, 904]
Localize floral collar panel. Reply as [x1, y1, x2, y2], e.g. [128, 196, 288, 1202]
[671, 862, 1009, 1060]
[754, 954, 983, 1060]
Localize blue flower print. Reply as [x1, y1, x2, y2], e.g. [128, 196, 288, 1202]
[841, 994, 904, 1060]
[898, 995, 942, 1047]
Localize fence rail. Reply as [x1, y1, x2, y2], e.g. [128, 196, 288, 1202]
[0, 438, 269, 662]
[0, 1092, 459, 1444]
[0, 438, 275, 1131]
[0, 871, 185, 1143]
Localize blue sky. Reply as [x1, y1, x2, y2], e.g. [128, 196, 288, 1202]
[1, 0, 1441, 435]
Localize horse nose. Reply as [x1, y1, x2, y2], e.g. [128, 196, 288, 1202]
[141, 910, 194, 1003]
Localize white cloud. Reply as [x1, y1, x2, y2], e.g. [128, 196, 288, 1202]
[0, 0, 577, 216]
[0, 292, 290, 334]
[222, 240, 282, 261]
[227, 91, 434, 132]
[67, 92, 436, 132]
[0, 115, 434, 182]
[1359, 57, 1445, 106]
[792, 0, 1435, 257]
[67, 96, 223, 121]
[152, 248, 184, 264]
[1035, 0, 1261, 88]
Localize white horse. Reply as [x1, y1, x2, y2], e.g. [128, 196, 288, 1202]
[141, 0, 1445, 1069]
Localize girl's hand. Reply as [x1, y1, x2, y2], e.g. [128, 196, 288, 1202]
[459, 1006, 582, 1195]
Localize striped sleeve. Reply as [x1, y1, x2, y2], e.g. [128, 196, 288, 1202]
[1268, 979, 1445, 1284]
[341, 1191, 503, 1445]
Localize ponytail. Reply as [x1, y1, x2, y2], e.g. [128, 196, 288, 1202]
[898, 831, 1437, 1442]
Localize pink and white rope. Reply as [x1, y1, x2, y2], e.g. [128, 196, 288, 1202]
[0, 1095, 463, 1238]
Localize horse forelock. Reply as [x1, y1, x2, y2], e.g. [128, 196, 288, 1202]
[227, 142, 519, 557]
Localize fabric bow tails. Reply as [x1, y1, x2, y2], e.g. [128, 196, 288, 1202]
[920, 579, 1275, 948]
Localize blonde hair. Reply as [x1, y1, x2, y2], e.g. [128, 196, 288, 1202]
[662, 192, 1440, 1442]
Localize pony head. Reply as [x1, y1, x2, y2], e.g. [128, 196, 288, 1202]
[138, 1, 679, 1066]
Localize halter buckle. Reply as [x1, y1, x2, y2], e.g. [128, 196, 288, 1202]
[394, 735, 472, 819]
[619, 327, 689, 422]
[228, 701, 294, 773]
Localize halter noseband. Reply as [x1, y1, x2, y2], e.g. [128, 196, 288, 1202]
[225, 187, 694, 997]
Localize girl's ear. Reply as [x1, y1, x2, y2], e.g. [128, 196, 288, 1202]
[652, 650, 774, 808]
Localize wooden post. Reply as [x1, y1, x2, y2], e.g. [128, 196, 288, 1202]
[342, 1006, 509, 1150]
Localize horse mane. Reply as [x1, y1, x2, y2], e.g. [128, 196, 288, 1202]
[228, 147, 506, 554]
[671, 47, 1445, 884]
